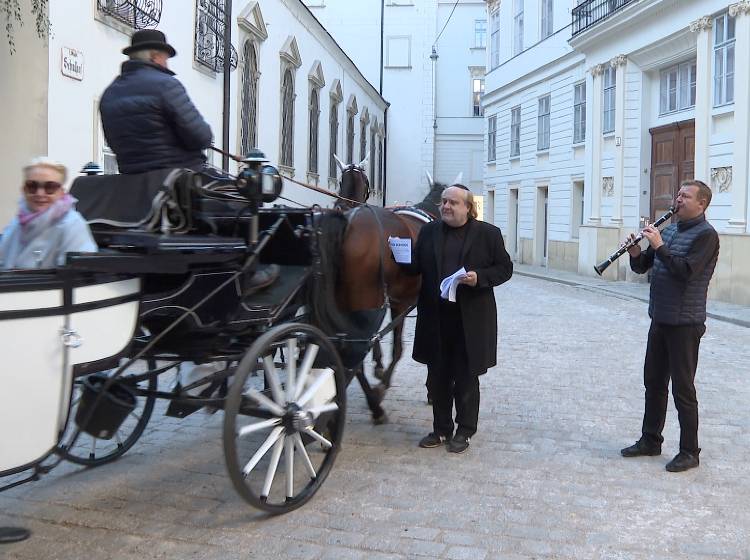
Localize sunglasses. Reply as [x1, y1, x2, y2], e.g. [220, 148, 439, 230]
[24, 180, 62, 195]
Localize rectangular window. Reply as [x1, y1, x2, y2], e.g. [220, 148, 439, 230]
[487, 115, 497, 161]
[603, 66, 615, 134]
[713, 13, 735, 107]
[490, 9, 500, 69]
[573, 81, 586, 144]
[537, 95, 550, 151]
[195, 0, 230, 72]
[540, 0, 553, 39]
[513, 0, 524, 56]
[386, 36, 411, 68]
[659, 60, 696, 114]
[473, 78, 485, 117]
[510, 105, 521, 157]
[475, 19, 487, 48]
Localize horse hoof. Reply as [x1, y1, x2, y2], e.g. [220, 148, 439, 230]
[372, 412, 389, 425]
[372, 383, 387, 402]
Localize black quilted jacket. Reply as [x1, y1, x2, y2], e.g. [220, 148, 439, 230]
[100, 61, 213, 174]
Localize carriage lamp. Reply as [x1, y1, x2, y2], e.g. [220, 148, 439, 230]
[80, 162, 103, 175]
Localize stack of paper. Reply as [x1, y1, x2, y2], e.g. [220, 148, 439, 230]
[440, 267, 466, 302]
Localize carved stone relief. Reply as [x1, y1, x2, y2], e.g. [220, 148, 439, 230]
[711, 166, 732, 193]
[602, 177, 614, 197]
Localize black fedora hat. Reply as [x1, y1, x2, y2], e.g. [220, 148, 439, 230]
[122, 29, 176, 57]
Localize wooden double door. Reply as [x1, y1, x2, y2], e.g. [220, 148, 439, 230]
[649, 120, 694, 222]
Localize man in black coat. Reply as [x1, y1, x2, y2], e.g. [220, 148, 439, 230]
[402, 184, 513, 453]
[621, 180, 719, 472]
[100, 30, 213, 174]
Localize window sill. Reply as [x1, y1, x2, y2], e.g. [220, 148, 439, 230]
[384, 65, 412, 70]
[279, 165, 295, 178]
[94, 10, 134, 35]
[536, 149, 549, 155]
[306, 172, 320, 185]
[509, 155, 520, 161]
[193, 60, 218, 79]
[603, 132, 615, 139]
[470, 46, 486, 51]
[712, 103, 734, 117]
[572, 141, 585, 148]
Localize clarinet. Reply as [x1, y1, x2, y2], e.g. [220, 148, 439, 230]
[593, 206, 675, 276]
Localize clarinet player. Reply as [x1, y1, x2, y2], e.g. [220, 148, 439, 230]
[620, 180, 719, 472]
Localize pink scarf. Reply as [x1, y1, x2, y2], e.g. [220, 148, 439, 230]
[18, 194, 75, 228]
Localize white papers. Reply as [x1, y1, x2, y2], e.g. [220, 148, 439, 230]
[440, 267, 466, 302]
[388, 237, 412, 264]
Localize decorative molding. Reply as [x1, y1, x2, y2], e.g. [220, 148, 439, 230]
[308, 60, 325, 88]
[729, 1, 750, 17]
[589, 63, 607, 77]
[711, 166, 733, 193]
[329, 78, 343, 102]
[689, 15, 713, 32]
[280, 36, 302, 69]
[602, 177, 614, 197]
[610, 54, 627, 68]
[237, 1, 268, 41]
[346, 93, 358, 115]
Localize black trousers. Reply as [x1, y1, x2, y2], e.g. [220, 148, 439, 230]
[427, 300, 481, 438]
[641, 321, 705, 454]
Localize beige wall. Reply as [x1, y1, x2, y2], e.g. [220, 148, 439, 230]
[548, 240, 579, 273]
[710, 233, 750, 306]
[0, 1, 49, 225]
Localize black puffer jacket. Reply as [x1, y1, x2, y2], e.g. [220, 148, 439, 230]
[100, 61, 213, 174]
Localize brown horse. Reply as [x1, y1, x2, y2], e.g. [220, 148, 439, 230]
[311, 182, 445, 421]
[333, 156, 371, 210]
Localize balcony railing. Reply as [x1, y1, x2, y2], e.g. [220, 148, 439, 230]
[97, 0, 162, 30]
[572, 0, 637, 36]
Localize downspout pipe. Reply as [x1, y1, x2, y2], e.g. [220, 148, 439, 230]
[430, 45, 438, 179]
[221, 0, 233, 171]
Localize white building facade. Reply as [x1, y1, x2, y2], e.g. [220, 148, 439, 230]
[0, 0, 387, 225]
[484, 0, 750, 306]
[306, 0, 488, 205]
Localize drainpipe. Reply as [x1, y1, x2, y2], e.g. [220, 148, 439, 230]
[430, 45, 438, 179]
[380, 0, 385, 95]
[383, 103, 389, 205]
[221, 0, 233, 171]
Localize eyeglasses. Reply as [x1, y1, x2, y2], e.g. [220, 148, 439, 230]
[23, 180, 62, 195]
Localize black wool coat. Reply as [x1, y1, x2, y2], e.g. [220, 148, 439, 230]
[404, 218, 513, 375]
[100, 61, 213, 174]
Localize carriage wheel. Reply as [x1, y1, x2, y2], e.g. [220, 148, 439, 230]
[56, 359, 158, 467]
[223, 323, 346, 514]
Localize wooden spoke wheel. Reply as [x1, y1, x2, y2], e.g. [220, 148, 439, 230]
[223, 323, 346, 514]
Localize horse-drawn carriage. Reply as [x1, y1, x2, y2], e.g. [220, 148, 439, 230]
[0, 159, 415, 514]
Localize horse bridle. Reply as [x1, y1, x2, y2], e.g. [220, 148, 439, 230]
[341, 164, 372, 202]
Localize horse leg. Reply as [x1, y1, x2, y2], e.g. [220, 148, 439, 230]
[372, 339, 385, 381]
[354, 365, 388, 425]
[378, 303, 408, 391]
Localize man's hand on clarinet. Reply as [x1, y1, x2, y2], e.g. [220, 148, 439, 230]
[642, 225, 664, 250]
[623, 233, 641, 257]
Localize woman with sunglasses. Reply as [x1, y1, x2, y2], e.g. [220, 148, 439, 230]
[0, 157, 97, 269]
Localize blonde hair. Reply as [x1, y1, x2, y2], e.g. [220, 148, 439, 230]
[681, 179, 712, 209]
[451, 183, 478, 220]
[23, 157, 68, 184]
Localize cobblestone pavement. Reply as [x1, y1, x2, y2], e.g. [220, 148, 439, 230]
[2, 274, 750, 560]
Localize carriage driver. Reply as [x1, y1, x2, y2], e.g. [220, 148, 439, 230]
[100, 29, 213, 174]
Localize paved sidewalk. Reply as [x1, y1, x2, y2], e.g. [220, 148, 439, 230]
[514, 263, 750, 328]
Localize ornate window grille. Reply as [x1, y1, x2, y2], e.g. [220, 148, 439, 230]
[97, 0, 162, 29]
[329, 101, 340, 180]
[240, 40, 259, 156]
[195, 0, 238, 72]
[280, 69, 295, 168]
[308, 88, 320, 174]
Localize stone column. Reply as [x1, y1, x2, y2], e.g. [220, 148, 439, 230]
[690, 16, 713, 182]
[588, 63, 607, 225]
[728, 1, 750, 231]
[611, 54, 627, 225]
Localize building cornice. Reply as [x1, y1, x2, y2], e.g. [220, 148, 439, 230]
[610, 54, 627, 67]
[729, 1, 750, 17]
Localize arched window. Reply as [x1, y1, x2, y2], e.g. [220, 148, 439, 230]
[369, 125, 376, 190]
[308, 88, 320, 174]
[280, 69, 295, 168]
[329, 100, 339, 181]
[240, 40, 259, 156]
[346, 113, 355, 164]
[359, 109, 369, 162]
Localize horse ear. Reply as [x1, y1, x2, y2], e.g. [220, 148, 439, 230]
[425, 170, 434, 187]
[358, 154, 369, 168]
[333, 154, 346, 172]
[453, 172, 464, 185]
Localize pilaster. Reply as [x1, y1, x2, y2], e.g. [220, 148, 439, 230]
[690, 16, 713, 182]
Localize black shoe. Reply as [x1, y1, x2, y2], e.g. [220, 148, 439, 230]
[620, 439, 661, 457]
[665, 451, 700, 472]
[418, 432, 447, 448]
[447, 434, 470, 454]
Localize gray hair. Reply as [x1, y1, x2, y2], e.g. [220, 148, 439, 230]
[128, 49, 161, 62]
[23, 157, 68, 184]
